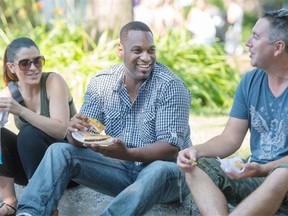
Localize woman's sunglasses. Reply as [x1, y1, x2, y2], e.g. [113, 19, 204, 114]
[15, 56, 45, 71]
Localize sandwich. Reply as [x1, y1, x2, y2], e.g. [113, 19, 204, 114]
[83, 132, 112, 143]
[72, 117, 113, 146]
[88, 117, 105, 134]
[75, 131, 113, 145]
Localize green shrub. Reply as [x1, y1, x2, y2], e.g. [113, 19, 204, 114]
[0, 2, 240, 113]
[156, 31, 240, 113]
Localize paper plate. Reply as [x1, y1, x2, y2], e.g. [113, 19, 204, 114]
[71, 131, 113, 146]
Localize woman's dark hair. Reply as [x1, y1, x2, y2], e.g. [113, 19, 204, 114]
[3, 37, 39, 85]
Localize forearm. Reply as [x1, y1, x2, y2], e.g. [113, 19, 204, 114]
[195, 135, 241, 159]
[260, 156, 288, 176]
[127, 142, 179, 163]
[193, 117, 248, 160]
[19, 108, 68, 139]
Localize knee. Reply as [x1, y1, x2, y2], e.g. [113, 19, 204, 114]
[17, 125, 44, 144]
[269, 164, 288, 182]
[195, 157, 223, 186]
[272, 163, 288, 172]
[144, 161, 179, 178]
[47, 142, 79, 159]
[47, 142, 71, 154]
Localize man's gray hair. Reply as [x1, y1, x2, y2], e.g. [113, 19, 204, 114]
[263, 8, 288, 52]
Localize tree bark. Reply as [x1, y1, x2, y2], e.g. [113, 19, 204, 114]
[84, 0, 133, 42]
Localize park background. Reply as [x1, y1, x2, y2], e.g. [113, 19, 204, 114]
[0, 0, 287, 159]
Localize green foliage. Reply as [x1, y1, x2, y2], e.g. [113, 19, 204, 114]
[0, 0, 40, 44]
[0, 1, 240, 112]
[156, 31, 240, 112]
[207, 0, 224, 10]
[242, 11, 258, 43]
[35, 25, 121, 108]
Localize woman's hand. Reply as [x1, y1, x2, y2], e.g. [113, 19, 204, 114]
[0, 97, 23, 115]
[67, 113, 91, 147]
[67, 113, 90, 133]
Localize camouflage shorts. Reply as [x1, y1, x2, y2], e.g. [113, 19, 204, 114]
[197, 157, 264, 205]
[197, 158, 288, 215]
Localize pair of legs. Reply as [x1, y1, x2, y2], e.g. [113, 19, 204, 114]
[17, 143, 190, 216]
[186, 158, 288, 216]
[0, 125, 63, 215]
[1, 128, 26, 215]
[231, 164, 288, 215]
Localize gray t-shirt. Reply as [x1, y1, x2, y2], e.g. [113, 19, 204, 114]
[230, 68, 288, 163]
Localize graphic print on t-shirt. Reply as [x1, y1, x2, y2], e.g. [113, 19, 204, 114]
[250, 106, 287, 160]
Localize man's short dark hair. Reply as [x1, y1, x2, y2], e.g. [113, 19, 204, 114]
[120, 21, 153, 43]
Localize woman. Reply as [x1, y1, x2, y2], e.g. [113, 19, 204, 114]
[0, 37, 77, 215]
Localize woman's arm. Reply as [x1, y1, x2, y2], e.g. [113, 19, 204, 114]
[1, 73, 71, 139]
[33, 73, 71, 139]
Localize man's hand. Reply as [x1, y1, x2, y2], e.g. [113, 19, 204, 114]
[177, 147, 198, 173]
[83, 138, 130, 160]
[225, 162, 264, 179]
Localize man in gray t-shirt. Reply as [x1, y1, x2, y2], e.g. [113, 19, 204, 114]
[178, 8, 288, 216]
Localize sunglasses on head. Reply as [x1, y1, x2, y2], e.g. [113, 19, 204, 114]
[15, 56, 45, 71]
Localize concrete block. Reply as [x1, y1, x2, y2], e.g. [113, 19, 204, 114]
[15, 184, 199, 216]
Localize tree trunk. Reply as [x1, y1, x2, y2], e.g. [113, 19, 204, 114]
[84, 0, 133, 42]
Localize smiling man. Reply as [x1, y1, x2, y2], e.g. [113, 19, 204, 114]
[16, 21, 192, 216]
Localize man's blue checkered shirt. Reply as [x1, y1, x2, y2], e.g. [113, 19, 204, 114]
[80, 62, 192, 150]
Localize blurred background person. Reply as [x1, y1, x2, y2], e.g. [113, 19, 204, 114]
[134, 0, 185, 37]
[156, 0, 185, 36]
[186, 0, 216, 45]
[224, 0, 244, 55]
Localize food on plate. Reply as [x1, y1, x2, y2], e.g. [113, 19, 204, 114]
[234, 160, 245, 170]
[81, 132, 111, 142]
[88, 117, 105, 133]
[217, 157, 246, 173]
[72, 118, 113, 146]
[72, 131, 113, 146]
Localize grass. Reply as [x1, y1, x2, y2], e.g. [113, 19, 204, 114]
[5, 110, 250, 159]
[190, 115, 250, 159]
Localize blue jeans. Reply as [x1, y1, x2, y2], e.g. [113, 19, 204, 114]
[17, 124, 60, 179]
[17, 143, 189, 216]
[0, 125, 61, 185]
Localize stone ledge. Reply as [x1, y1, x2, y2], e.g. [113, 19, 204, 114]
[15, 184, 199, 216]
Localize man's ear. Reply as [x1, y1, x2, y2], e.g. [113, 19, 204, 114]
[117, 43, 124, 59]
[274, 40, 286, 56]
